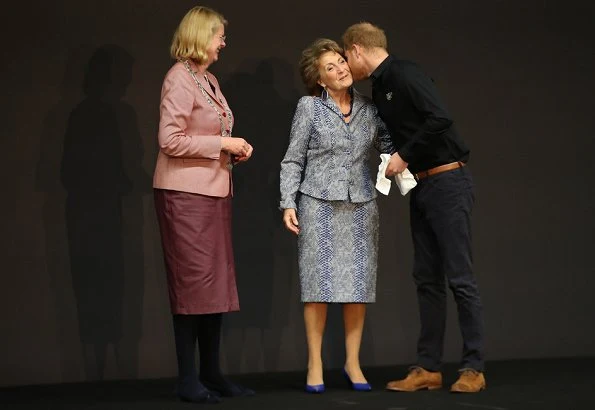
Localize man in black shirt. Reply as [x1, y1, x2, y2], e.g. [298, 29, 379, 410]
[342, 22, 486, 393]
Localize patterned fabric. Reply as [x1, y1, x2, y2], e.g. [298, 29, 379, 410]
[297, 195, 378, 303]
[280, 90, 395, 210]
[280, 89, 393, 303]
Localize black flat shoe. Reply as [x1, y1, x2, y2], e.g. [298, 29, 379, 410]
[179, 391, 221, 404]
[176, 381, 222, 404]
[201, 379, 255, 397]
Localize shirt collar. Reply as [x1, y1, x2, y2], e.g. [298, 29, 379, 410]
[320, 86, 366, 119]
[370, 55, 393, 82]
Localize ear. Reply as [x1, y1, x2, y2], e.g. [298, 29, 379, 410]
[317, 80, 327, 89]
[352, 44, 363, 58]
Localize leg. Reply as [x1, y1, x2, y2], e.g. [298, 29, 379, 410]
[304, 302, 328, 386]
[197, 313, 254, 397]
[172, 314, 219, 403]
[385, 182, 450, 392]
[430, 170, 484, 372]
[410, 189, 447, 372]
[197, 313, 222, 383]
[343, 303, 368, 383]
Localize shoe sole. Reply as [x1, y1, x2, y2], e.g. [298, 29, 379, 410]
[386, 384, 442, 392]
[450, 383, 486, 393]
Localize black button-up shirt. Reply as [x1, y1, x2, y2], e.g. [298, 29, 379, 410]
[371, 55, 469, 173]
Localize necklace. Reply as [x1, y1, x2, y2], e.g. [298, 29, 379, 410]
[181, 60, 233, 137]
[341, 102, 353, 118]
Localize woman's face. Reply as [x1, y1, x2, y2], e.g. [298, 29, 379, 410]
[206, 24, 226, 65]
[317, 51, 353, 93]
[344, 46, 366, 81]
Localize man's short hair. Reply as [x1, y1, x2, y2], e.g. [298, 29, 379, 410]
[342, 22, 387, 50]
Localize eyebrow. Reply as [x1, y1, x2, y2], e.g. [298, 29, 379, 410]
[325, 58, 345, 67]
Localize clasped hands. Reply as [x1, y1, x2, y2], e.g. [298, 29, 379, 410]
[222, 136, 253, 163]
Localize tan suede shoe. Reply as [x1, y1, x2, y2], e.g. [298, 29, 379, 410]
[450, 369, 486, 393]
[386, 366, 442, 392]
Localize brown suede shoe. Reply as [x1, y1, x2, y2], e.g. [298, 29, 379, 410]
[386, 366, 442, 392]
[450, 369, 486, 393]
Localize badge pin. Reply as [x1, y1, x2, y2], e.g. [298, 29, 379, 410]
[386, 92, 393, 101]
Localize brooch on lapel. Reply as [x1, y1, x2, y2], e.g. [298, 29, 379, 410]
[386, 92, 393, 101]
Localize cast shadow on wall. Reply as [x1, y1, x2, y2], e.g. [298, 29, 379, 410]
[221, 58, 303, 373]
[37, 44, 151, 381]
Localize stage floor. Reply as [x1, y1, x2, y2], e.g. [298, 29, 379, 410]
[2, 357, 594, 410]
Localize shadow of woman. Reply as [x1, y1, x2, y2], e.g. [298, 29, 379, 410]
[36, 45, 92, 382]
[60, 45, 149, 380]
[220, 58, 302, 373]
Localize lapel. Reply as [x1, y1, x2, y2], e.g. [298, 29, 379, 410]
[186, 61, 225, 110]
[201, 72, 226, 110]
[351, 89, 365, 118]
[320, 92, 343, 118]
[320, 87, 365, 121]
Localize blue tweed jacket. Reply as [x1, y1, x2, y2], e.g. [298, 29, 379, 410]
[280, 90, 395, 209]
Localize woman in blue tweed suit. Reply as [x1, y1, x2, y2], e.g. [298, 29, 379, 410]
[280, 38, 395, 393]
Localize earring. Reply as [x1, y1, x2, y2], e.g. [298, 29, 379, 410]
[321, 87, 328, 100]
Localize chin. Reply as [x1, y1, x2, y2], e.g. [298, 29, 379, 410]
[351, 71, 364, 81]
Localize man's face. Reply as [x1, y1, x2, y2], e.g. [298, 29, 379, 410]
[344, 46, 366, 81]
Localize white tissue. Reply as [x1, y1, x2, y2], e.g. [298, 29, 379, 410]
[395, 168, 417, 195]
[375, 154, 417, 196]
[375, 154, 393, 195]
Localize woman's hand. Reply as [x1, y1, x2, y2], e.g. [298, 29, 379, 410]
[282, 208, 300, 235]
[221, 137, 253, 159]
[233, 145, 253, 163]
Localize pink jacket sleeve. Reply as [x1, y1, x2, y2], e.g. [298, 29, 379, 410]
[158, 69, 222, 159]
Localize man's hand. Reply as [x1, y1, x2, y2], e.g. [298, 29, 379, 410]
[385, 152, 409, 177]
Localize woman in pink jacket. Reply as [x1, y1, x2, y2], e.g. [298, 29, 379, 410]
[153, 6, 254, 403]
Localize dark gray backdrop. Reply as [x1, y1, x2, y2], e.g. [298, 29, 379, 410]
[1, 0, 594, 387]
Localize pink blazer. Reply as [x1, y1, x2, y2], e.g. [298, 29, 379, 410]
[153, 61, 234, 197]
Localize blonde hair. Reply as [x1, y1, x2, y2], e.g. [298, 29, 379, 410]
[170, 6, 227, 64]
[299, 38, 345, 96]
[342, 22, 387, 50]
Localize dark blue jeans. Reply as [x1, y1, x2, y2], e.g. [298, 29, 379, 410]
[409, 166, 484, 372]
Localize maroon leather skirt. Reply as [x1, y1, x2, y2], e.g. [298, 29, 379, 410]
[154, 189, 239, 314]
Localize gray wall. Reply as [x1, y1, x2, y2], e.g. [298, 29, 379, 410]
[1, 0, 594, 387]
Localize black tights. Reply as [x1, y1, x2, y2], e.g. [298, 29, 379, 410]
[173, 313, 253, 398]
[172, 313, 223, 396]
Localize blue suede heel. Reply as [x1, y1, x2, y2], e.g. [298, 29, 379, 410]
[343, 369, 372, 391]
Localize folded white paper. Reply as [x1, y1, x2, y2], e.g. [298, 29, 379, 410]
[395, 167, 417, 195]
[375, 154, 417, 196]
[375, 154, 393, 195]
